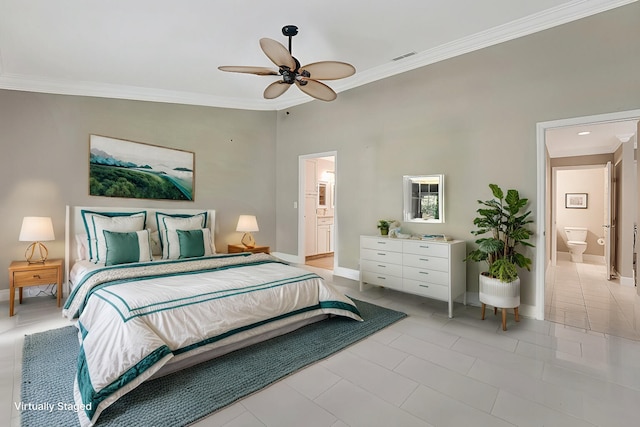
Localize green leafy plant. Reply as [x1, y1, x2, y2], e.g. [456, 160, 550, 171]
[465, 184, 534, 283]
[377, 220, 392, 230]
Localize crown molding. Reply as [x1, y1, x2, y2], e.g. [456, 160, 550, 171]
[0, 0, 635, 111]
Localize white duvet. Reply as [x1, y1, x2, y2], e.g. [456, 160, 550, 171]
[63, 253, 362, 427]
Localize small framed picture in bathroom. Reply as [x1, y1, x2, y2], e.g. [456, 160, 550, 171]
[565, 193, 588, 209]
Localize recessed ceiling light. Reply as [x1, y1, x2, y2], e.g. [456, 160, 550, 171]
[577, 131, 591, 136]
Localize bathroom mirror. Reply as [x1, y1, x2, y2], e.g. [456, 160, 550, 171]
[317, 182, 328, 207]
[403, 174, 445, 223]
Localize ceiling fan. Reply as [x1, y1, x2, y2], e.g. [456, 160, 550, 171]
[218, 25, 355, 102]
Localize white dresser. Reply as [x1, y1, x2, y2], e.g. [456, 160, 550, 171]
[359, 235, 466, 318]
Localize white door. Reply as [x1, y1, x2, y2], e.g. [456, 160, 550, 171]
[305, 195, 317, 256]
[604, 161, 614, 280]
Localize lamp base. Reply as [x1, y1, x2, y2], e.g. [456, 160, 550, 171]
[241, 232, 256, 248]
[25, 242, 49, 264]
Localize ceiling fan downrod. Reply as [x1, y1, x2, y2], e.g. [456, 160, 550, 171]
[281, 25, 298, 54]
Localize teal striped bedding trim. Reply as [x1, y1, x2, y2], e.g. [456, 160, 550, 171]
[77, 342, 172, 422]
[64, 253, 254, 310]
[94, 272, 321, 322]
[76, 300, 359, 422]
[65, 254, 278, 318]
[77, 321, 89, 340]
[174, 299, 360, 356]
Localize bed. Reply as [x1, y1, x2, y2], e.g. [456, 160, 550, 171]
[62, 206, 362, 427]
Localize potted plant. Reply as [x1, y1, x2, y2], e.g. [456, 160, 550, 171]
[465, 184, 534, 330]
[377, 220, 392, 236]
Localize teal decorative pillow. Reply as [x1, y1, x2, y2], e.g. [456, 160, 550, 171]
[177, 229, 206, 258]
[81, 210, 147, 262]
[103, 229, 153, 266]
[164, 228, 213, 259]
[156, 212, 208, 259]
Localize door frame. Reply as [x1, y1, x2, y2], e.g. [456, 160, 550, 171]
[298, 151, 337, 268]
[536, 108, 640, 320]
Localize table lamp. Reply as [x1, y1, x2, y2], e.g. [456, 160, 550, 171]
[19, 216, 55, 263]
[236, 215, 259, 248]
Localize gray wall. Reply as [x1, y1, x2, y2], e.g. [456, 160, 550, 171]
[0, 91, 277, 290]
[275, 3, 640, 307]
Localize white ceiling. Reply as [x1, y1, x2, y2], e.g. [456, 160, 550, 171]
[546, 120, 638, 158]
[0, 0, 635, 111]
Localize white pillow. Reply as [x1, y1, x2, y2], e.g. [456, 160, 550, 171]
[149, 230, 162, 257]
[156, 212, 208, 258]
[162, 228, 213, 259]
[75, 233, 89, 260]
[81, 210, 146, 262]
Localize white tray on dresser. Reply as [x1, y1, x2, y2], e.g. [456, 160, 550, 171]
[359, 235, 466, 318]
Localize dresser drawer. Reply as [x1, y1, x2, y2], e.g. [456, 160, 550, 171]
[361, 259, 403, 277]
[360, 248, 403, 264]
[403, 266, 449, 286]
[361, 237, 403, 252]
[361, 271, 402, 291]
[403, 253, 449, 272]
[402, 241, 449, 257]
[404, 279, 448, 301]
[13, 268, 59, 286]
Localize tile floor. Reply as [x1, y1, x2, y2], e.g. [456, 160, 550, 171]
[2, 264, 640, 427]
[545, 256, 640, 341]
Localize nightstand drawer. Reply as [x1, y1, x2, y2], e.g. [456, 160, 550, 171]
[13, 268, 59, 286]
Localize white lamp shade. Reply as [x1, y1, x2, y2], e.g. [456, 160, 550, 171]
[236, 215, 259, 232]
[19, 217, 55, 242]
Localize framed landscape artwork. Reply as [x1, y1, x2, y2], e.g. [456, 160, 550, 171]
[89, 135, 195, 201]
[565, 193, 587, 209]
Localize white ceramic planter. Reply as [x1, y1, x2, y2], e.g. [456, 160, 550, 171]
[479, 274, 520, 309]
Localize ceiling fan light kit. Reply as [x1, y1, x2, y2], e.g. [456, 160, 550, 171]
[219, 25, 355, 102]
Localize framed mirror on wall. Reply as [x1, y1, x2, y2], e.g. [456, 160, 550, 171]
[317, 182, 328, 207]
[403, 175, 445, 223]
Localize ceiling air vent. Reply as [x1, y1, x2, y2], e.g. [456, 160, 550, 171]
[392, 51, 417, 61]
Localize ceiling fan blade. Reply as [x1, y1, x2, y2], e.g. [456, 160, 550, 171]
[295, 79, 337, 102]
[218, 66, 278, 76]
[259, 38, 296, 70]
[300, 61, 356, 80]
[264, 81, 292, 99]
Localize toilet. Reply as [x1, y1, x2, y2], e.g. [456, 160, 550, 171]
[564, 227, 588, 262]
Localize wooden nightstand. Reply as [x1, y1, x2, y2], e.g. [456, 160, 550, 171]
[228, 244, 270, 254]
[8, 259, 63, 317]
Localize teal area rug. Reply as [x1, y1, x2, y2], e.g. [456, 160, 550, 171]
[20, 299, 406, 427]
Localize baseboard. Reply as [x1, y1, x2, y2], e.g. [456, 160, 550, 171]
[620, 275, 635, 287]
[333, 266, 360, 281]
[271, 252, 304, 264]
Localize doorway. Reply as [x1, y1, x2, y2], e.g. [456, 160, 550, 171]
[539, 111, 639, 339]
[298, 152, 336, 271]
